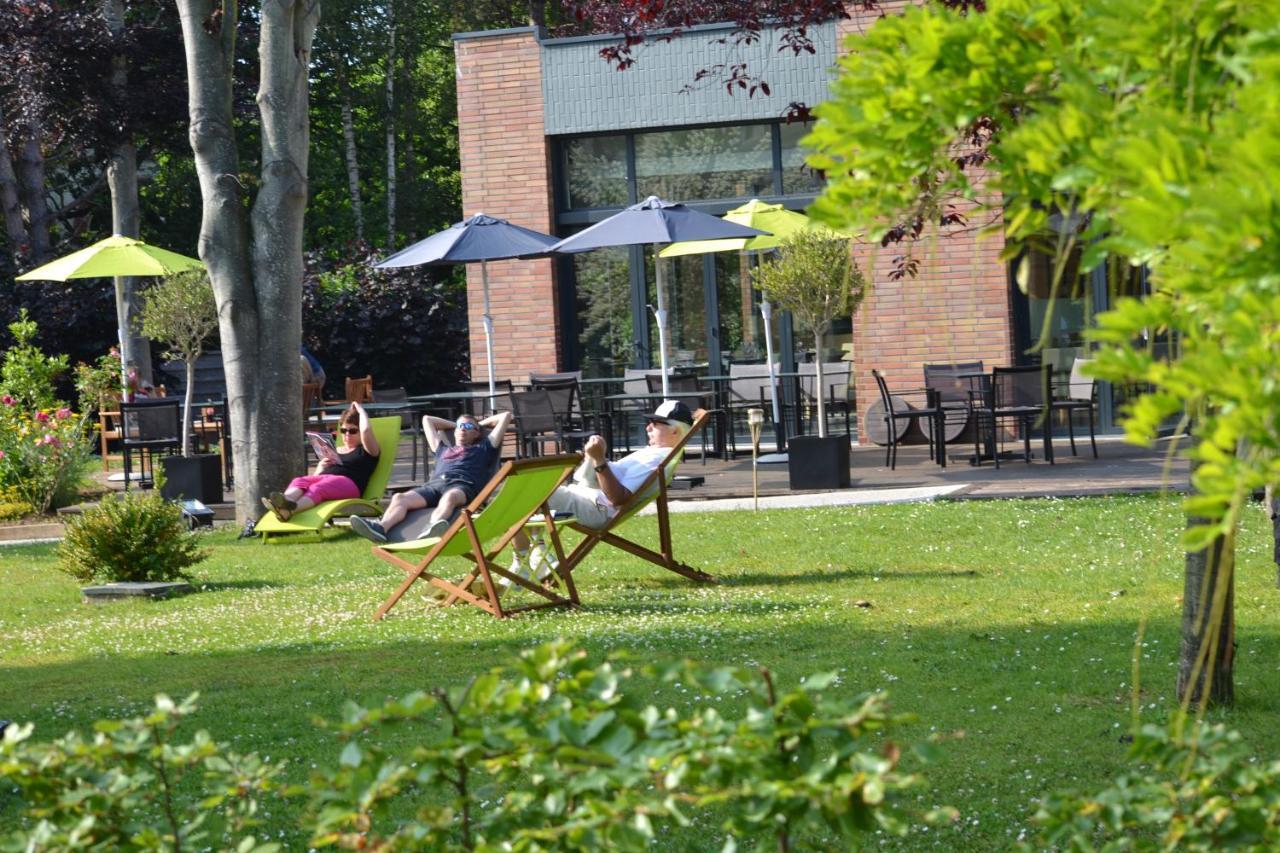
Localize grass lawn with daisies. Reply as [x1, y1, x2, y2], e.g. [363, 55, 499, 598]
[3, 494, 1279, 849]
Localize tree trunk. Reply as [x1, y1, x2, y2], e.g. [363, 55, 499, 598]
[384, 0, 396, 242]
[176, 0, 316, 522]
[1177, 508, 1235, 708]
[1268, 484, 1279, 587]
[16, 125, 51, 262]
[0, 104, 26, 251]
[812, 331, 826, 438]
[182, 359, 196, 456]
[104, 0, 152, 385]
[336, 59, 364, 242]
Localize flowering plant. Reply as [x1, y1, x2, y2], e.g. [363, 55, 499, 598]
[0, 398, 93, 514]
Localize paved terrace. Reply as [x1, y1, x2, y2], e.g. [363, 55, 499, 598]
[380, 433, 1190, 504]
[3, 435, 1186, 545]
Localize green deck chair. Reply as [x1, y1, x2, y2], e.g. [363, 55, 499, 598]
[257, 416, 402, 542]
[533, 410, 715, 586]
[372, 454, 580, 620]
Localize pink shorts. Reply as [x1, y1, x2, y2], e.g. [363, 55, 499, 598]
[287, 474, 361, 503]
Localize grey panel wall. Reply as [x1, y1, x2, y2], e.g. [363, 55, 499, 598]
[542, 22, 837, 136]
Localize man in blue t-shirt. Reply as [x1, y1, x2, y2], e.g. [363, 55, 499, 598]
[350, 410, 512, 543]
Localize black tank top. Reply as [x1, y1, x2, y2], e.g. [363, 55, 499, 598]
[326, 445, 379, 494]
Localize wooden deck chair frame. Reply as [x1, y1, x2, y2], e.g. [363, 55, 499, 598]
[547, 411, 715, 586]
[256, 416, 402, 541]
[371, 454, 581, 620]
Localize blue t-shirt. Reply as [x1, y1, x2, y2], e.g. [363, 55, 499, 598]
[434, 440, 499, 489]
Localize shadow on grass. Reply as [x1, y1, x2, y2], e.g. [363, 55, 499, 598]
[192, 579, 283, 592]
[718, 567, 981, 587]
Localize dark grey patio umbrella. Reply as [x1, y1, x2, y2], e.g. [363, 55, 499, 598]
[550, 196, 768, 397]
[374, 214, 558, 399]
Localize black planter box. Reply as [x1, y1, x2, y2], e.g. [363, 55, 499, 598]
[787, 435, 851, 490]
[160, 454, 223, 505]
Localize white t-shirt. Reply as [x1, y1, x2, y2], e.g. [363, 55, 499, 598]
[564, 445, 671, 518]
[607, 446, 670, 499]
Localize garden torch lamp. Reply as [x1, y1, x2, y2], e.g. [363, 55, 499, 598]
[748, 407, 764, 510]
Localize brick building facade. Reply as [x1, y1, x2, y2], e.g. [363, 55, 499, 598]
[454, 14, 1030, 441]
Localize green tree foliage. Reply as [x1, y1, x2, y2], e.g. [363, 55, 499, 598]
[752, 231, 863, 436]
[1, 643, 950, 850]
[803, 0, 1279, 704]
[139, 271, 220, 455]
[301, 244, 469, 396]
[0, 693, 282, 851]
[1033, 722, 1280, 850]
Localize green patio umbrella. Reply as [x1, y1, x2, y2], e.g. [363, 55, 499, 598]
[659, 200, 844, 450]
[16, 235, 206, 393]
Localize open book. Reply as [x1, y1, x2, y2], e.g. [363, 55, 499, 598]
[306, 431, 341, 464]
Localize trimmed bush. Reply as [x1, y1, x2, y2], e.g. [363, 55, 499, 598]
[57, 490, 208, 584]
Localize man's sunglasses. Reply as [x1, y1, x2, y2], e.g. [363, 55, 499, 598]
[458, 422, 478, 431]
[339, 427, 359, 434]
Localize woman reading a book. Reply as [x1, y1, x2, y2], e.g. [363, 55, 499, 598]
[261, 401, 380, 520]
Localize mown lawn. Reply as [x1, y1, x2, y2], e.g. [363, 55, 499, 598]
[2, 494, 1278, 849]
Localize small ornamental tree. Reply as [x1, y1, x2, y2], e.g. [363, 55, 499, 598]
[139, 270, 219, 456]
[751, 230, 864, 437]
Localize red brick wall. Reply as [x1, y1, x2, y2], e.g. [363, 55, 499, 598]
[836, 8, 1013, 440]
[455, 30, 561, 382]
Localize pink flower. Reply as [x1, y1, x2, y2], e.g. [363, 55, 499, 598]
[1, 395, 13, 406]
[0, 449, 5, 460]
[35, 411, 50, 422]
[43, 435, 62, 448]
[56, 407, 71, 420]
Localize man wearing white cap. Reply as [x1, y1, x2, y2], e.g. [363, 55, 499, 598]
[510, 399, 696, 578]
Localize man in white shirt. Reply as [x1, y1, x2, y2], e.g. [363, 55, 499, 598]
[510, 399, 695, 575]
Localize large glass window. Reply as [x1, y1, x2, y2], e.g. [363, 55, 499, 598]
[646, 253, 710, 369]
[564, 135, 628, 210]
[572, 245, 633, 377]
[635, 125, 772, 201]
[780, 121, 825, 195]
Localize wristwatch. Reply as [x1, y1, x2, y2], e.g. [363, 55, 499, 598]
[594, 463, 609, 472]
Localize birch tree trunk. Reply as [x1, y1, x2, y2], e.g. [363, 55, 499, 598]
[384, 0, 396, 242]
[336, 59, 364, 242]
[176, 0, 318, 522]
[17, 126, 51, 262]
[0, 104, 26, 250]
[104, 0, 152, 385]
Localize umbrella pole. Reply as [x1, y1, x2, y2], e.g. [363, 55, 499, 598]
[760, 298, 785, 451]
[480, 260, 496, 412]
[654, 248, 671, 398]
[113, 280, 130, 399]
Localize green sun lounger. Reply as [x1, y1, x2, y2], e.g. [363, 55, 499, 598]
[256, 416, 401, 542]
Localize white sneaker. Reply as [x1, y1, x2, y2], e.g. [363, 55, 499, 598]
[502, 551, 532, 587]
[529, 542, 560, 581]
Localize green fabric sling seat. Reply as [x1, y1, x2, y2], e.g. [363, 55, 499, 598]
[524, 410, 715, 586]
[371, 454, 580, 620]
[256, 416, 401, 542]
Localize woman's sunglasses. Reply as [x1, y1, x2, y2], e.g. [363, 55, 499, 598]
[339, 427, 359, 434]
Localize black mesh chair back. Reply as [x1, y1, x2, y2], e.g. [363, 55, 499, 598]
[975, 365, 1054, 467]
[1048, 357, 1099, 458]
[371, 387, 412, 429]
[991, 365, 1044, 411]
[463, 378, 513, 414]
[120, 399, 182, 488]
[923, 361, 984, 405]
[529, 375, 581, 425]
[509, 388, 562, 457]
